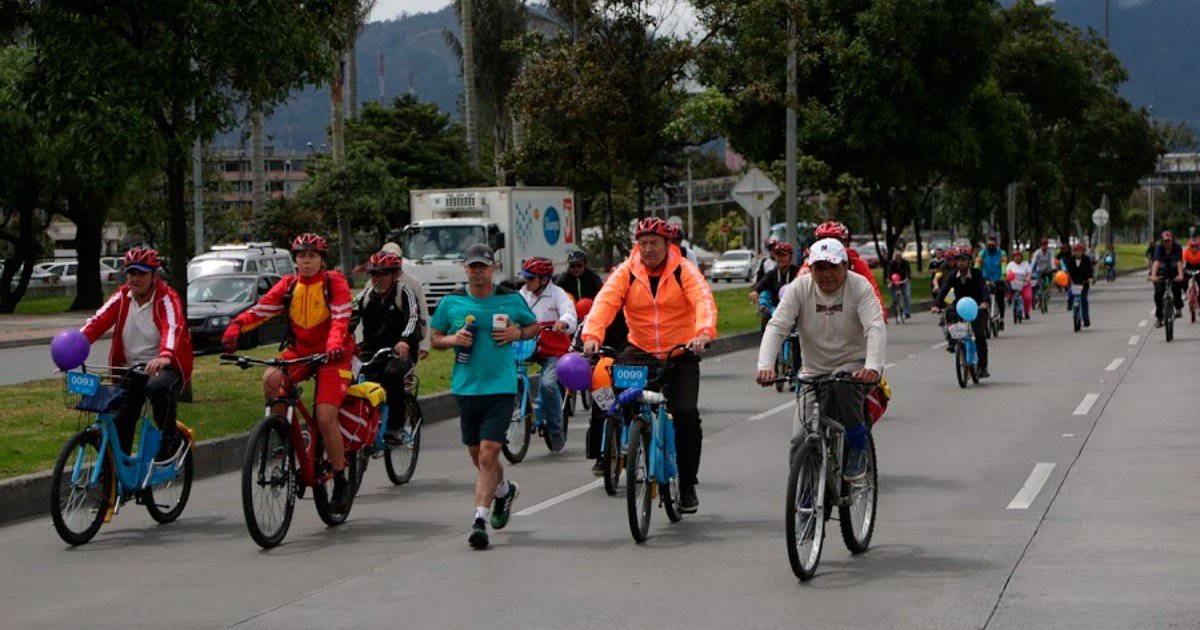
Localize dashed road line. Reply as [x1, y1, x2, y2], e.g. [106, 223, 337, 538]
[1006, 463, 1056, 510]
[1072, 393, 1101, 416]
[1105, 358, 1124, 371]
[1128, 335, 1140, 345]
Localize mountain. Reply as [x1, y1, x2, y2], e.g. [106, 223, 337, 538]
[233, 0, 1198, 152]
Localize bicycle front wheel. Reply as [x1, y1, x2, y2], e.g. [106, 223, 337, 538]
[241, 416, 295, 549]
[602, 415, 623, 496]
[384, 395, 422, 485]
[662, 476, 684, 523]
[786, 441, 827, 581]
[503, 381, 534, 463]
[839, 433, 877, 553]
[626, 420, 652, 543]
[954, 343, 968, 389]
[145, 439, 193, 524]
[50, 430, 114, 546]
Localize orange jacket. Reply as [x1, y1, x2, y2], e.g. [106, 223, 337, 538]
[583, 245, 717, 354]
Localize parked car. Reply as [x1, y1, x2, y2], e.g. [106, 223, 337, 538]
[33, 261, 77, 286]
[851, 242, 886, 268]
[187, 273, 285, 353]
[709, 249, 756, 282]
[187, 242, 295, 282]
[690, 244, 717, 275]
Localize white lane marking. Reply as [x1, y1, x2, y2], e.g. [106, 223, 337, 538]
[1138, 320, 1148, 328]
[1007, 463, 1056, 510]
[930, 342, 946, 351]
[750, 400, 796, 421]
[1105, 358, 1124, 371]
[884, 363, 896, 370]
[515, 480, 603, 517]
[1062, 433, 1075, 438]
[1128, 335, 1140, 345]
[1073, 393, 1101, 416]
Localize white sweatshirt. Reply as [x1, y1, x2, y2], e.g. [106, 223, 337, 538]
[757, 272, 886, 376]
[519, 283, 578, 334]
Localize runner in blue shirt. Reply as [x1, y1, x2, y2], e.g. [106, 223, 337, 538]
[975, 235, 1008, 322]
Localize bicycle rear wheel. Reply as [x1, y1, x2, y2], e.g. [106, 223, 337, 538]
[503, 381, 534, 463]
[1073, 305, 1082, 332]
[786, 441, 827, 581]
[241, 416, 295, 549]
[145, 439, 194, 524]
[626, 420, 652, 543]
[954, 343, 968, 389]
[313, 440, 355, 527]
[602, 415, 623, 496]
[384, 395, 422, 485]
[1165, 301, 1174, 342]
[50, 429, 114, 546]
[839, 433, 877, 554]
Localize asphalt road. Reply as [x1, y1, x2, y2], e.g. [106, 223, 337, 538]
[1, 274, 1197, 629]
[0, 339, 111, 387]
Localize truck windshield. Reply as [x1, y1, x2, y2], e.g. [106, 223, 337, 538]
[402, 225, 487, 260]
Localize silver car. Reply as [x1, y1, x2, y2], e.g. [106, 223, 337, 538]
[709, 249, 756, 283]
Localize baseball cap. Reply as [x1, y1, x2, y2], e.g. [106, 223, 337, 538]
[463, 243, 495, 265]
[125, 263, 155, 273]
[806, 238, 848, 266]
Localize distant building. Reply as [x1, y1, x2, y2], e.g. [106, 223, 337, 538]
[46, 221, 128, 259]
[206, 147, 314, 216]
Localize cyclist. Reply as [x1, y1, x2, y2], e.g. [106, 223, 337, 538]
[582, 217, 717, 513]
[350, 250, 422, 444]
[1062, 242, 1094, 327]
[975, 235, 1007, 321]
[667, 223, 700, 266]
[518, 256, 577, 452]
[81, 246, 193, 463]
[803, 221, 887, 319]
[1031, 239, 1055, 292]
[885, 250, 912, 319]
[380, 242, 430, 360]
[557, 250, 603, 300]
[754, 238, 885, 480]
[1005, 250, 1033, 320]
[1101, 247, 1117, 281]
[933, 247, 990, 378]
[1183, 238, 1200, 302]
[222, 233, 356, 513]
[754, 238, 779, 284]
[429, 244, 538, 549]
[928, 247, 946, 297]
[1150, 231, 1185, 327]
[750, 241, 800, 325]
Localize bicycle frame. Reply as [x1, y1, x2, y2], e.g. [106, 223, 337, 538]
[80, 413, 188, 498]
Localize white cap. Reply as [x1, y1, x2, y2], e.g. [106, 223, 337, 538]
[806, 238, 848, 266]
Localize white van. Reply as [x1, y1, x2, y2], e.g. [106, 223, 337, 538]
[187, 243, 296, 281]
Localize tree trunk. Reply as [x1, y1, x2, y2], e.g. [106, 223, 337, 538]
[348, 33, 359, 120]
[250, 103, 266, 216]
[66, 192, 107, 311]
[603, 185, 616, 270]
[460, 0, 479, 166]
[166, 140, 190, 311]
[0, 197, 45, 313]
[330, 52, 355, 284]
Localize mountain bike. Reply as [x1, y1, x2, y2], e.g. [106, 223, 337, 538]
[223, 353, 366, 549]
[347, 349, 424, 491]
[51, 365, 195, 546]
[503, 335, 570, 463]
[610, 343, 697, 543]
[769, 372, 878, 581]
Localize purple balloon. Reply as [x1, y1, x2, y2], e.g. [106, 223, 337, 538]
[50, 329, 90, 371]
[557, 352, 592, 392]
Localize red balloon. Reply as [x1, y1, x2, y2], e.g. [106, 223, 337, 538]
[1006, 270, 1016, 282]
[575, 298, 593, 320]
[890, 273, 902, 284]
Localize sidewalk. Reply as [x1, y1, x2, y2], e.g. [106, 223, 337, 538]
[0, 312, 101, 349]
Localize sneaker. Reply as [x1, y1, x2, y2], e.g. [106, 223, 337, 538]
[468, 518, 489, 549]
[679, 484, 699, 514]
[945, 344, 955, 353]
[978, 368, 991, 379]
[329, 472, 350, 514]
[904, 313, 911, 320]
[843, 448, 868, 481]
[1083, 320, 1091, 328]
[591, 459, 606, 476]
[549, 432, 566, 453]
[1156, 319, 1164, 328]
[153, 432, 182, 464]
[490, 480, 520, 530]
[383, 429, 403, 446]
[1175, 311, 1182, 319]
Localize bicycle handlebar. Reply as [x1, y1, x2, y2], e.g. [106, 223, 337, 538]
[220, 353, 327, 370]
[760, 371, 877, 390]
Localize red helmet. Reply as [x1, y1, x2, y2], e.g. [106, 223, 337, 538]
[773, 242, 794, 257]
[953, 247, 972, 259]
[575, 297, 593, 320]
[521, 256, 555, 278]
[123, 246, 161, 271]
[1072, 242, 1085, 251]
[665, 223, 683, 241]
[291, 233, 328, 254]
[1161, 230, 1174, 241]
[367, 251, 401, 272]
[634, 217, 673, 240]
[814, 221, 850, 241]
[1039, 237, 1049, 246]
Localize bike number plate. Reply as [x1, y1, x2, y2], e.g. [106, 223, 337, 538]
[66, 371, 100, 396]
[592, 386, 616, 410]
[612, 365, 648, 389]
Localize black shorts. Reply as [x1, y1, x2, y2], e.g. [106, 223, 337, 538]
[455, 393, 516, 446]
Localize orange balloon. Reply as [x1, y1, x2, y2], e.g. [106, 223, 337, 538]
[1054, 270, 1069, 287]
[592, 356, 614, 390]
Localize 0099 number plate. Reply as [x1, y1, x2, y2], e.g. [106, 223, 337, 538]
[612, 364, 648, 389]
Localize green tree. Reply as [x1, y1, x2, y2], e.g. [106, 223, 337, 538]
[294, 151, 402, 257]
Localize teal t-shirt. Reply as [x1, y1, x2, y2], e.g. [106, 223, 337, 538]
[430, 285, 536, 396]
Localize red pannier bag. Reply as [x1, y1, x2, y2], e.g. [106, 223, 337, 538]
[865, 378, 891, 426]
[535, 322, 571, 359]
[338, 382, 385, 451]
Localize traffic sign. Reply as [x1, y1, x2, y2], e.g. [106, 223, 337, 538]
[730, 167, 780, 218]
[1092, 209, 1110, 227]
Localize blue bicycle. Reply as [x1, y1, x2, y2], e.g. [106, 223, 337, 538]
[503, 336, 569, 463]
[757, 290, 800, 391]
[51, 365, 195, 546]
[945, 314, 980, 388]
[349, 349, 425, 492]
[610, 343, 695, 542]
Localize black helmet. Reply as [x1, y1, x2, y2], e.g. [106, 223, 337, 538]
[567, 250, 588, 264]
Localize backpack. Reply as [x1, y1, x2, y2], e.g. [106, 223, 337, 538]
[278, 273, 334, 351]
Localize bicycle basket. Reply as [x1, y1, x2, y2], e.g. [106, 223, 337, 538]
[947, 322, 971, 340]
[511, 339, 537, 362]
[1070, 284, 1084, 295]
[64, 367, 127, 413]
[75, 384, 126, 413]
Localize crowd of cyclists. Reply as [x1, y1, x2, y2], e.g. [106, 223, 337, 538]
[69, 216, 1194, 551]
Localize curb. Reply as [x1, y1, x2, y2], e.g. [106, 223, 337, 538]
[0, 330, 763, 525]
[0, 332, 110, 351]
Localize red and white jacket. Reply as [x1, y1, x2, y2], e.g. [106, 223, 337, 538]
[81, 277, 194, 382]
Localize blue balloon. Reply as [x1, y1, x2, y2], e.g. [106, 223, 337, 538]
[50, 329, 90, 371]
[955, 297, 979, 322]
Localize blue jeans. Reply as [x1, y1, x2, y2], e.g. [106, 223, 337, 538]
[539, 356, 564, 435]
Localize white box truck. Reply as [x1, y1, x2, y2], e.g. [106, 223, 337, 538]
[402, 187, 576, 310]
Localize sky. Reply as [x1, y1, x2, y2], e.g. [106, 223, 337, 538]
[370, 0, 449, 21]
[370, 0, 700, 34]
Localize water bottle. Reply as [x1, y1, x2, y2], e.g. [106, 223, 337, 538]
[455, 316, 477, 364]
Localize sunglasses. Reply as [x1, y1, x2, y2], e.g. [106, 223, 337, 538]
[569, 263, 584, 269]
[369, 270, 392, 277]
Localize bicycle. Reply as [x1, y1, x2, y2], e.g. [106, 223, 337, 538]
[1153, 277, 1176, 342]
[1069, 283, 1085, 333]
[610, 343, 696, 542]
[588, 347, 627, 496]
[1186, 270, 1199, 323]
[987, 285, 1004, 338]
[774, 331, 800, 393]
[769, 372, 878, 581]
[503, 334, 570, 463]
[51, 365, 195, 546]
[889, 281, 906, 324]
[1105, 264, 1116, 283]
[1036, 273, 1051, 314]
[223, 353, 367, 549]
[1010, 284, 1025, 325]
[941, 311, 980, 388]
[347, 349, 424, 492]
